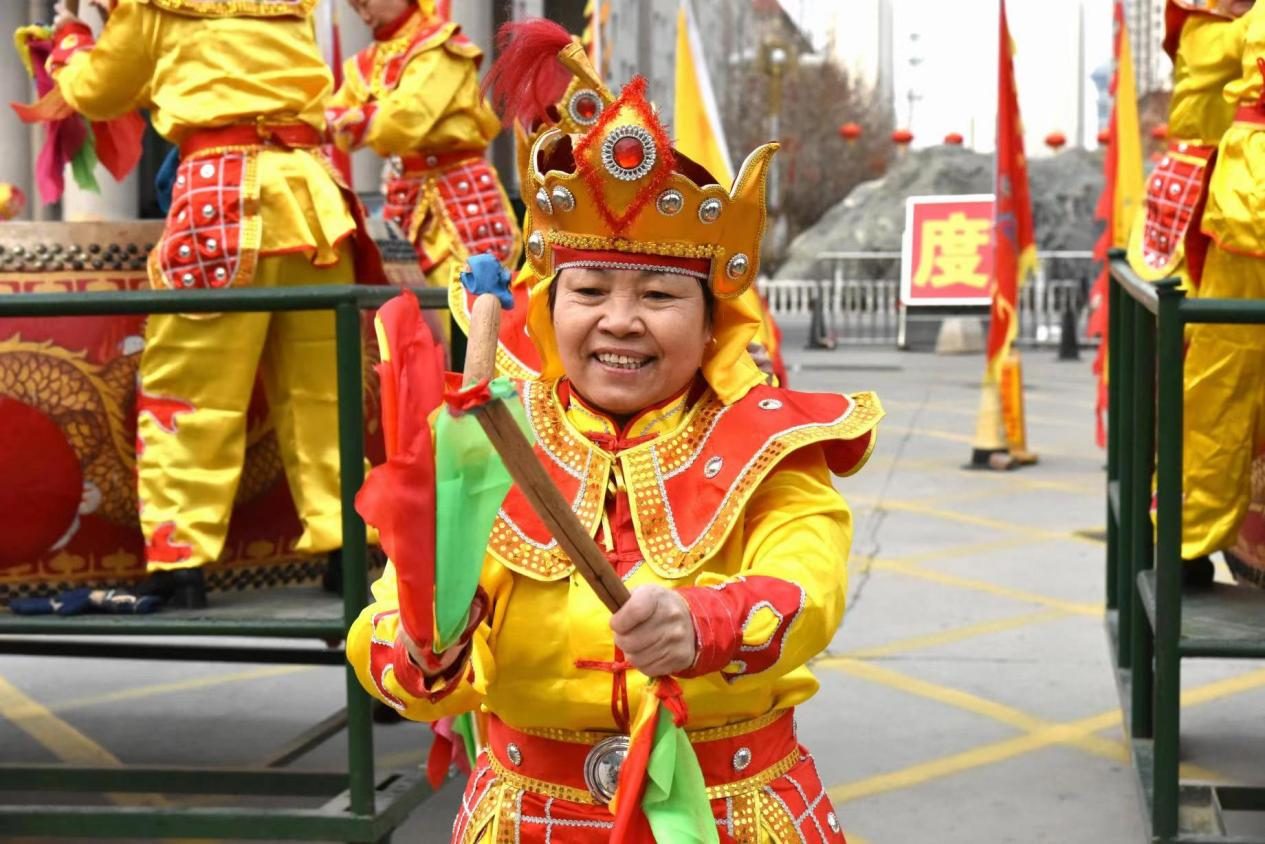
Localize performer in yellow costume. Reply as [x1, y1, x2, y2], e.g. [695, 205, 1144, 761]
[347, 26, 882, 842]
[50, 0, 382, 597]
[1187, 0, 1265, 567]
[1129, 0, 1250, 292]
[327, 0, 520, 293]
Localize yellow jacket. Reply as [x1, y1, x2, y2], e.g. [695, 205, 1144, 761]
[347, 379, 881, 732]
[1170, 13, 1249, 145]
[53, 0, 353, 263]
[1201, 3, 1265, 256]
[328, 10, 500, 157]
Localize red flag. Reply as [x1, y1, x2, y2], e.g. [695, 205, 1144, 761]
[988, 0, 1036, 379]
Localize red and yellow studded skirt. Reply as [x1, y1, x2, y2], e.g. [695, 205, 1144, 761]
[384, 152, 521, 276]
[1128, 141, 1216, 288]
[452, 710, 846, 844]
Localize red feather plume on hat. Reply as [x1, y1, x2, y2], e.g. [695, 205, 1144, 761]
[481, 19, 575, 128]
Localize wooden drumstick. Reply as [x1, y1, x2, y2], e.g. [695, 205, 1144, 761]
[460, 294, 631, 613]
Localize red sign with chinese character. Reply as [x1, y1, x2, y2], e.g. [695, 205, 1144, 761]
[901, 194, 995, 306]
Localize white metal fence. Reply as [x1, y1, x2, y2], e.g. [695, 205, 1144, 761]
[759, 250, 1096, 347]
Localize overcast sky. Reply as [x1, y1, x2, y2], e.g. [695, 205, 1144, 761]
[788, 0, 1129, 155]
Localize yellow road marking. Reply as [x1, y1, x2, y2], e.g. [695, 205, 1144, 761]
[0, 674, 166, 808]
[872, 558, 1103, 616]
[822, 608, 1068, 661]
[851, 495, 1103, 548]
[44, 665, 314, 717]
[880, 397, 1087, 430]
[914, 427, 1078, 460]
[827, 666, 1265, 804]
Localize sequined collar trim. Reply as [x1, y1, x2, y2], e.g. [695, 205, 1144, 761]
[374, 6, 423, 40]
[561, 380, 693, 444]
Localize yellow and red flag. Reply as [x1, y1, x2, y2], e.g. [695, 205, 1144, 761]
[1088, 1, 1144, 446]
[974, 0, 1037, 465]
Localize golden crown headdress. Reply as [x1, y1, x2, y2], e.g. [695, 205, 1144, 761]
[486, 21, 777, 298]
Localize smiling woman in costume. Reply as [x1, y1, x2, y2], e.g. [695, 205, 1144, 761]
[346, 21, 882, 843]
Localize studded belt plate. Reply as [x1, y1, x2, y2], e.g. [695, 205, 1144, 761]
[1139, 143, 1214, 274]
[152, 152, 261, 291]
[582, 734, 628, 803]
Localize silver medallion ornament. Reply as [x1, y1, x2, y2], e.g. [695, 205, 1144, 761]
[726, 253, 749, 279]
[758, 398, 783, 411]
[568, 89, 603, 126]
[206, 238, 218, 253]
[656, 190, 684, 216]
[827, 812, 840, 833]
[527, 231, 545, 259]
[199, 163, 216, 179]
[704, 456, 724, 478]
[602, 125, 657, 181]
[732, 747, 752, 772]
[698, 198, 723, 223]
[214, 267, 228, 282]
[202, 204, 216, 220]
[178, 244, 192, 259]
[180, 272, 196, 287]
[535, 188, 553, 215]
[583, 735, 629, 803]
[505, 742, 522, 766]
[550, 186, 576, 212]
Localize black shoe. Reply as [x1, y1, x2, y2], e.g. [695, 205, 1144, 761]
[134, 568, 208, 609]
[1224, 549, 1265, 589]
[321, 550, 343, 596]
[1181, 556, 1215, 589]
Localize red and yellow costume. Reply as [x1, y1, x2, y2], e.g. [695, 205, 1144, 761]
[1185, 0, 1265, 560]
[347, 32, 881, 842]
[449, 26, 788, 385]
[1129, 1, 1249, 289]
[328, 0, 520, 292]
[50, 0, 382, 569]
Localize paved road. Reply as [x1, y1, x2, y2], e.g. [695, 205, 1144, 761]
[3, 337, 1264, 843]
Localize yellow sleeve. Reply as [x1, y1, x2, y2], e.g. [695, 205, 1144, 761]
[328, 57, 369, 110]
[360, 49, 473, 156]
[346, 559, 511, 723]
[54, 1, 155, 120]
[684, 447, 852, 681]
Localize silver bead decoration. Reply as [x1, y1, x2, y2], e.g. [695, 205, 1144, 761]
[214, 267, 228, 282]
[426, 155, 439, 167]
[527, 231, 545, 258]
[479, 173, 491, 185]
[202, 204, 216, 220]
[466, 202, 480, 215]
[704, 456, 723, 479]
[726, 253, 750, 279]
[493, 221, 505, 234]
[180, 272, 196, 287]
[506, 742, 522, 766]
[758, 398, 783, 411]
[457, 180, 471, 194]
[206, 238, 218, 253]
[178, 244, 192, 259]
[535, 188, 553, 215]
[176, 175, 186, 188]
[732, 747, 752, 772]
[199, 163, 216, 179]
[1169, 184, 1181, 197]
[827, 812, 840, 833]
[550, 186, 576, 212]
[477, 224, 489, 237]
[177, 210, 187, 223]
[656, 190, 684, 216]
[698, 198, 723, 223]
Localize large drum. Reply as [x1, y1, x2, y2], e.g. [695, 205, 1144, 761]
[0, 221, 392, 603]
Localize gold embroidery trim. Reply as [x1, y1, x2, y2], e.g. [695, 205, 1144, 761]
[147, 0, 316, 18]
[517, 709, 785, 745]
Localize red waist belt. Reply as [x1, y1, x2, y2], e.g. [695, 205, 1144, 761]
[486, 709, 799, 805]
[398, 150, 484, 175]
[180, 123, 325, 159]
[1234, 105, 1265, 127]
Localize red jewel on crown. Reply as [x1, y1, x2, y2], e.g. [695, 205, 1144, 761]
[601, 125, 656, 181]
[569, 89, 603, 125]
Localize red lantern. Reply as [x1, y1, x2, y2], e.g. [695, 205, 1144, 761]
[891, 128, 914, 146]
[1044, 131, 1067, 152]
[1097, 128, 1111, 145]
[1151, 122, 1169, 141]
[838, 122, 863, 143]
[943, 132, 964, 146]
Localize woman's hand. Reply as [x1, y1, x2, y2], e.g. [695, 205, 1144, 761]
[400, 626, 467, 679]
[610, 585, 697, 677]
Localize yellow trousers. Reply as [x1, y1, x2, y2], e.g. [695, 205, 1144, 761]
[137, 246, 354, 570]
[1182, 245, 1265, 559]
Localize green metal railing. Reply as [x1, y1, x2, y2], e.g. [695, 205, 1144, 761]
[0, 283, 449, 841]
[1105, 249, 1265, 843]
